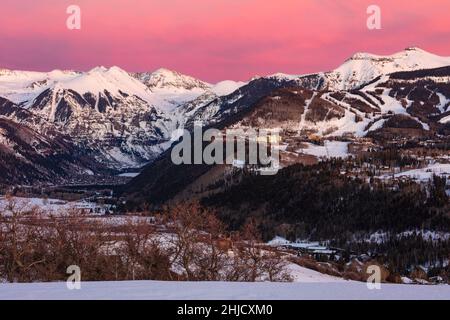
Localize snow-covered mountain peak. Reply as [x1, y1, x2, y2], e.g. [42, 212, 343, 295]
[136, 68, 211, 92]
[346, 47, 442, 62]
[327, 47, 450, 90]
[390, 47, 450, 67]
[51, 66, 152, 100]
[87, 65, 129, 77]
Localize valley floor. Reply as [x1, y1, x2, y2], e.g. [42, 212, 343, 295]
[0, 280, 449, 300]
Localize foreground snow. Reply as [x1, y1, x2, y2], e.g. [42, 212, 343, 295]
[0, 281, 448, 300]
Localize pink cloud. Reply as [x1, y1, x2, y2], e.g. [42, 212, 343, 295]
[1, 0, 450, 82]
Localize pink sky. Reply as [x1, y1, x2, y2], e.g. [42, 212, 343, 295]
[1, 0, 450, 82]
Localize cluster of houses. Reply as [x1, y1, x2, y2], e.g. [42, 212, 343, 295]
[268, 237, 346, 261]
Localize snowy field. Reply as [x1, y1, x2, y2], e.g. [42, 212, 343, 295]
[0, 281, 449, 300]
[0, 196, 109, 215]
[299, 141, 350, 159]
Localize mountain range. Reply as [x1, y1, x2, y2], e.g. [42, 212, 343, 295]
[0, 47, 449, 185]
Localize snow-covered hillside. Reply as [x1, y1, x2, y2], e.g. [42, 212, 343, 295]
[325, 47, 450, 90]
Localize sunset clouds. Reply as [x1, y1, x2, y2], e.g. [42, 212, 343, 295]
[1, 0, 450, 82]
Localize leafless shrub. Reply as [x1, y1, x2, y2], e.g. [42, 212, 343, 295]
[162, 203, 292, 282]
[161, 202, 230, 281]
[225, 219, 292, 282]
[117, 218, 172, 280]
[0, 198, 291, 283]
